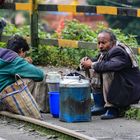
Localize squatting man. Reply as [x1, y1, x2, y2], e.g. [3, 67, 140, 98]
[80, 29, 140, 119]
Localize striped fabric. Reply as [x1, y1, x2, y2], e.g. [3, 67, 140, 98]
[0, 79, 42, 120]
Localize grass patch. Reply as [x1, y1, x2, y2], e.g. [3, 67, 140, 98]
[125, 107, 140, 120]
[25, 123, 79, 140]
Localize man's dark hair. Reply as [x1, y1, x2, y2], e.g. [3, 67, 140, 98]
[7, 35, 30, 53]
[98, 29, 117, 45]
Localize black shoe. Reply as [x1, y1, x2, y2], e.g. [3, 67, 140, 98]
[91, 105, 106, 116]
[101, 107, 119, 120]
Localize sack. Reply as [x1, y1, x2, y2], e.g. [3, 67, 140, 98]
[0, 74, 42, 119]
[31, 80, 49, 113]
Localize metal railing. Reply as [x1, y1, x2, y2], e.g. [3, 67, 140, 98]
[0, 1, 140, 54]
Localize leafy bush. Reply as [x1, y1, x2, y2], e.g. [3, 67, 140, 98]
[0, 19, 139, 67]
[31, 45, 97, 68]
[60, 20, 138, 48]
[60, 19, 97, 42]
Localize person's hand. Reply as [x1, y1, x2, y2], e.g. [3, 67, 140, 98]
[80, 56, 89, 63]
[81, 59, 92, 69]
[25, 57, 33, 63]
[79, 57, 89, 70]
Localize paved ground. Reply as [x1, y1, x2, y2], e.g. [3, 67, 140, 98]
[0, 112, 140, 140]
[41, 113, 140, 140]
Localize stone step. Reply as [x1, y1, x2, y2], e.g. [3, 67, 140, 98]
[131, 102, 140, 109]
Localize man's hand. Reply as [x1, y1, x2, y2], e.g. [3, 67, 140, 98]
[25, 57, 33, 63]
[79, 56, 89, 70]
[81, 59, 92, 69]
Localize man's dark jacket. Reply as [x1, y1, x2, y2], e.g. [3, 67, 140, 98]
[94, 46, 140, 107]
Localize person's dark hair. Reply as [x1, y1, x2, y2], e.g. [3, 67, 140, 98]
[6, 35, 30, 53]
[0, 19, 6, 31]
[98, 29, 117, 45]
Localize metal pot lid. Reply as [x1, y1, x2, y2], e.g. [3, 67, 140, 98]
[60, 78, 90, 87]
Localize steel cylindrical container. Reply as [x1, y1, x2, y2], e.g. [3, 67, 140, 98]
[59, 77, 91, 122]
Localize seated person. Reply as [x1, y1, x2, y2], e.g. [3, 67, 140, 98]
[0, 35, 45, 115]
[81, 29, 140, 119]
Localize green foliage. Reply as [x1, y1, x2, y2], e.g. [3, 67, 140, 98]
[3, 22, 50, 38]
[0, 42, 6, 48]
[61, 19, 97, 42]
[3, 23, 30, 36]
[31, 20, 139, 67]
[0, 20, 139, 67]
[61, 20, 138, 47]
[125, 107, 140, 120]
[31, 45, 97, 68]
[110, 28, 138, 47]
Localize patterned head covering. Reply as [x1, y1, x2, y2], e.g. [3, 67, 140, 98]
[117, 41, 138, 68]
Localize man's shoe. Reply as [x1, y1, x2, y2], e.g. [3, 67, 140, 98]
[100, 107, 119, 120]
[91, 106, 106, 115]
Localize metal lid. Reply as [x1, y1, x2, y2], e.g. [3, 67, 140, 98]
[60, 78, 90, 87]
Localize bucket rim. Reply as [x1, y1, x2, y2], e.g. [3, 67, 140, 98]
[48, 91, 59, 94]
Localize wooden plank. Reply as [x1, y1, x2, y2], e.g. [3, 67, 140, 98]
[0, 36, 139, 55]
[0, 35, 30, 44]
[36, 4, 140, 18]
[117, 8, 137, 17]
[137, 48, 140, 55]
[39, 38, 58, 46]
[132, 48, 139, 55]
[15, 3, 32, 11]
[0, 3, 15, 10]
[137, 9, 140, 17]
[0, 3, 140, 18]
[0, 111, 96, 140]
[58, 39, 78, 48]
[38, 4, 58, 11]
[58, 5, 76, 13]
[78, 41, 97, 50]
[0, 35, 10, 42]
[96, 6, 117, 15]
[77, 5, 96, 13]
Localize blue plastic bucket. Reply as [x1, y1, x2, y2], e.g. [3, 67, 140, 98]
[48, 91, 59, 118]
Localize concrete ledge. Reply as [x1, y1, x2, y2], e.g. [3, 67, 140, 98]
[131, 103, 140, 109]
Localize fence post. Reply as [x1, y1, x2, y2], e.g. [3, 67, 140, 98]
[30, 0, 38, 48]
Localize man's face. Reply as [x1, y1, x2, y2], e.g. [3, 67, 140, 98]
[18, 50, 26, 58]
[97, 32, 113, 52]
